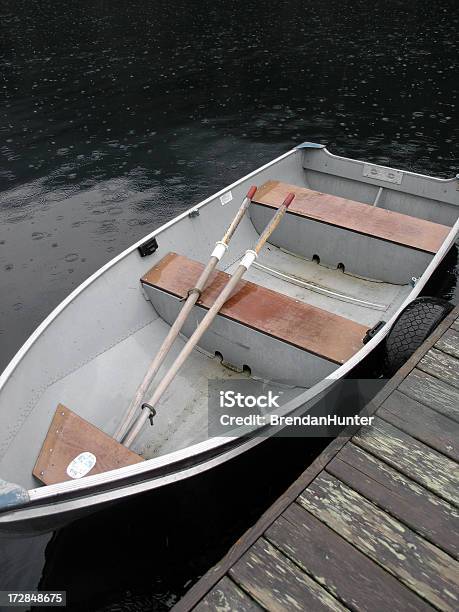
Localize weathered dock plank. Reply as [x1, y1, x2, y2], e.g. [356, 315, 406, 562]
[229, 538, 346, 612]
[195, 577, 263, 612]
[265, 504, 434, 612]
[353, 416, 459, 506]
[378, 389, 459, 460]
[418, 347, 459, 388]
[174, 308, 459, 612]
[436, 327, 459, 359]
[398, 367, 459, 422]
[326, 443, 459, 558]
[297, 473, 459, 611]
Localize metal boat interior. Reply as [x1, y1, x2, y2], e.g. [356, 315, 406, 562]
[0, 144, 458, 531]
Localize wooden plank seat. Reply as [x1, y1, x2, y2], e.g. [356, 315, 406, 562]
[253, 180, 451, 254]
[33, 405, 143, 485]
[142, 252, 369, 365]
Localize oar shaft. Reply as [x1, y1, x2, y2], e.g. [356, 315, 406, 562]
[123, 192, 295, 448]
[114, 186, 257, 442]
[124, 265, 246, 446]
[114, 256, 217, 441]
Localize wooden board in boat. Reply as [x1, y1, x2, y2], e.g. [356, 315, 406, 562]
[33, 405, 144, 485]
[253, 181, 451, 254]
[142, 252, 369, 364]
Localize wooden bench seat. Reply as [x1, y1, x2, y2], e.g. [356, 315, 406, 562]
[253, 181, 451, 254]
[142, 252, 369, 365]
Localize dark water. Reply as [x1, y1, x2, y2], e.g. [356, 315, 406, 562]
[0, 0, 458, 609]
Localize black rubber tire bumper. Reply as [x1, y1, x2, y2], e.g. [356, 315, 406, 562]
[384, 296, 453, 376]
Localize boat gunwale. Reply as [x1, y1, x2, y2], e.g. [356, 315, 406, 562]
[0, 146, 457, 511]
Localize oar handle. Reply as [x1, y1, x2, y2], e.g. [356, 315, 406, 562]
[283, 192, 296, 207]
[221, 186, 257, 245]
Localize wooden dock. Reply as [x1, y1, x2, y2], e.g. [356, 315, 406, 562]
[174, 306, 459, 612]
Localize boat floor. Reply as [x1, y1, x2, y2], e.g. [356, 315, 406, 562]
[224, 243, 411, 327]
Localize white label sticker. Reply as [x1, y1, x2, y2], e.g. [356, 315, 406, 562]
[220, 191, 233, 206]
[66, 452, 97, 479]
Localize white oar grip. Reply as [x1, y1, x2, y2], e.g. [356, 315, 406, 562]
[211, 240, 228, 261]
[240, 249, 258, 269]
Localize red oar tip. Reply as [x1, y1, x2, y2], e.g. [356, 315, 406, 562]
[247, 185, 257, 200]
[283, 192, 295, 208]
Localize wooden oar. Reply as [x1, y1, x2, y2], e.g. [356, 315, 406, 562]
[114, 186, 258, 442]
[123, 191, 295, 448]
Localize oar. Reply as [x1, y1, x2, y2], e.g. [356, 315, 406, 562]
[123, 191, 295, 448]
[114, 186, 258, 442]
